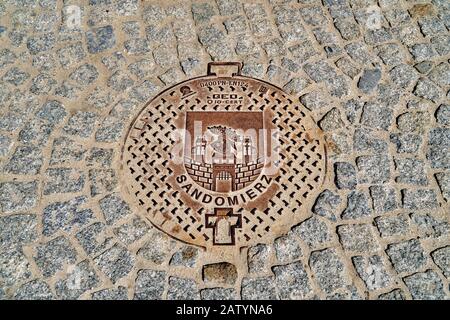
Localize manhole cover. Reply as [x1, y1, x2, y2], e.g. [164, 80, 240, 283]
[121, 62, 327, 251]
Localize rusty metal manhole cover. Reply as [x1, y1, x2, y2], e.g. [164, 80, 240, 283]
[121, 62, 327, 251]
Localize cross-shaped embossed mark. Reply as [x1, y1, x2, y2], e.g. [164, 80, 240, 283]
[205, 208, 242, 245]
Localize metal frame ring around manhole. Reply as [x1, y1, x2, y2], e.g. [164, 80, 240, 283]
[121, 62, 327, 251]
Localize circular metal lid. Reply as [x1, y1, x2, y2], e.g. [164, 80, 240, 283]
[121, 62, 327, 251]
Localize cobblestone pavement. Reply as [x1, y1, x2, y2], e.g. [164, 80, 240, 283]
[0, 0, 449, 300]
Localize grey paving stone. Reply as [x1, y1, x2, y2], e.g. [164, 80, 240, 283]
[138, 231, 177, 265]
[69, 64, 99, 86]
[337, 224, 379, 253]
[369, 186, 398, 213]
[335, 56, 360, 79]
[414, 61, 434, 74]
[92, 286, 128, 300]
[94, 244, 134, 283]
[57, 42, 86, 69]
[395, 158, 428, 186]
[312, 189, 341, 222]
[410, 213, 449, 239]
[200, 288, 237, 300]
[429, 128, 450, 148]
[4, 145, 43, 175]
[27, 32, 55, 54]
[241, 62, 264, 78]
[114, 217, 150, 245]
[76, 222, 114, 257]
[389, 64, 418, 88]
[273, 261, 312, 300]
[358, 68, 381, 93]
[0, 49, 17, 68]
[386, 239, 427, 274]
[375, 43, 406, 66]
[377, 289, 406, 300]
[102, 51, 126, 71]
[431, 34, 450, 55]
[431, 247, 450, 279]
[86, 25, 116, 54]
[14, 280, 55, 300]
[325, 285, 362, 300]
[293, 216, 331, 248]
[167, 276, 200, 300]
[341, 191, 372, 220]
[88, 168, 117, 196]
[34, 236, 78, 278]
[0, 133, 12, 157]
[99, 193, 130, 225]
[86, 147, 114, 168]
[50, 137, 86, 165]
[107, 70, 135, 92]
[375, 214, 411, 238]
[55, 260, 100, 300]
[43, 196, 93, 236]
[263, 39, 286, 59]
[0, 247, 32, 286]
[353, 255, 392, 291]
[55, 82, 81, 100]
[36, 100, 66, 125]
[3, 67, 29, 86]
[319, 108, 344, 131]
[169, 245, 199, 268]
[418, 17, 447, 37]
[360, 102, 393, 131]
[435, 104, 450, 126]
[95, 116, 125, 142]
[428, 62, 450, 87]
[142, 4, 166, 23]
[63, 111, 98, 138]
[403, 270, 446, 300]
[414, 78, 443, 103]
[30, 73, 56, 95]
[247, 243, 271, 274]
[273, 231, 302, 263]
[402, 189, 438, 210]
[409, 43, 437, 62]
[300, 91, 327, 111]
[390, 133, 422, 153]
[309, 248, 348, 294]
[364, 27, 393, 45]
[334, 162, 357, 190]
[124, 38, 150, 55]
[192, 3, 216, 24]
[353, 128, 387, 153]
[0, 181, 38, 215]
[18, 118, 53, 145]
[283, 77, 310, 95]
[241, 277, 278, 300]
[223, 15, 247, 33]
[0, 214, 37, 248]
[131, 79, 160, 101]
[334, 18, 360, 41]
[397, 111, 430, 134]
[86, 87, 114, 110]
[435, 172, 449, 201]
[43, 168, 85, 195]
[303, 61, 337, 83]
[356, 154, 390, 184]
[134, 269, 165, 300]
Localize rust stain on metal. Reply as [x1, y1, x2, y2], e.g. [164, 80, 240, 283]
[121, 62, 327, 251]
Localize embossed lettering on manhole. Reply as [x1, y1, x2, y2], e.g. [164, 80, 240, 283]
[121, 62, 327, 250]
